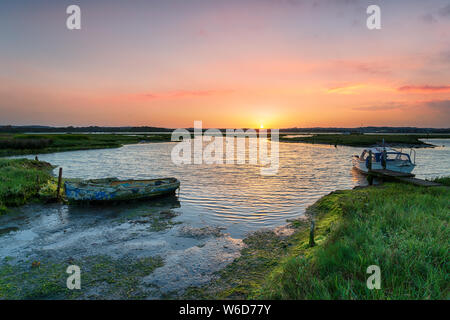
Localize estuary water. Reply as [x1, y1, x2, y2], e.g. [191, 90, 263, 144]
[1, 138, 449, 297]
[11, 138, 450, 237]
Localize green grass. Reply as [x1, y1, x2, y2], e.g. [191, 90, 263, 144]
[432, 176, 450, 186]
[0, 133, 172, 157]
[185, 182, 449, 300]
[0, 159, 55, 214]
[279, 134, 446, 147]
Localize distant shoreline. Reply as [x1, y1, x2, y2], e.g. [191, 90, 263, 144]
[1, 125, 450, 134]
[0, 133, 173, 157]
[1, 132, 449, 157]
[278, 133, 450, 148]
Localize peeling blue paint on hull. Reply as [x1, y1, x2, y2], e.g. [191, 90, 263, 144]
[64, 178, 180, 202]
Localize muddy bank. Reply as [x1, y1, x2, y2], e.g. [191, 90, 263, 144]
[0, 199, 243, 299]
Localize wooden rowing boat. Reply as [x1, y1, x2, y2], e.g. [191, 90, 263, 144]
[64, 177, 180, 202]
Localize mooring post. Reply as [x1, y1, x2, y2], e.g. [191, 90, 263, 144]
[309, 220, 315, 247]
[367, 150, 374, 185]
[382, 149, 387, 169]
[36, 175, 40, 192]
[56, 167, 63, 200]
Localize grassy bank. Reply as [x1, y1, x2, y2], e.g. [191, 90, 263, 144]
[279, 133, 449, 147]
[431, 176, 450, 186]
[0, 159, 57, 214]
[0, 133, 172, 157]
[185, 181, 449, 300]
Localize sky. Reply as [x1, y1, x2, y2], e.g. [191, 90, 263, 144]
[0, 0, 449, 128]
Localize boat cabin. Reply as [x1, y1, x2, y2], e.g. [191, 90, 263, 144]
[353, 147, 416, 174]
[358, 148, 413, 164]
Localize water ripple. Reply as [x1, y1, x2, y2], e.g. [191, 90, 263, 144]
[14, 138, 450, 237]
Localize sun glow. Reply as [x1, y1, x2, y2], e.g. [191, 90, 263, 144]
[260, 124, 264, 129]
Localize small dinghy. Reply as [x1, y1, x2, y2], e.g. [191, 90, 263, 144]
[64, 177, 180, 202]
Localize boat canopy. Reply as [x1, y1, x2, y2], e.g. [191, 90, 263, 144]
[360, 147, 413, 163]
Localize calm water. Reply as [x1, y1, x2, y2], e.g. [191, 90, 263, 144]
[3, 138, 449, 297]
[13, 138, 450, 238]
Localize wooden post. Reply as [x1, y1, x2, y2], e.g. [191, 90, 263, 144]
[309, 220, 315, 247]
[56, 168, 63, 200]
[367, 174, 374, 186]
[36, 175, 40, 192]
[367, 150, 374, 186]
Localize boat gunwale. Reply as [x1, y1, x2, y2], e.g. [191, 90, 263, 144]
[65, 177, 179, 188]
[64, 177, 180, 203]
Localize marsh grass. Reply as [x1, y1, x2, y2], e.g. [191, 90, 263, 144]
[0, 159, 55, 214]
[0, 133, 172, 157]
[0, 138, 52, 149]
[431, 176, 450, 186]
[279, 134, 439, 147]
[260, 183, 449, 299]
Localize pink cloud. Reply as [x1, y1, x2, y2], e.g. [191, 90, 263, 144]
[352, 99, 450, 113]
[327, 84, 367, 95]
[331, 60, 391, 76]
[352, 104, 403, 111]
[398, 85, 450, 93]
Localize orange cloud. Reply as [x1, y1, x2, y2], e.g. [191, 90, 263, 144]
[327, 84, 367, 95]
[398, 85, 450, 93]
[327, 83, 395, 95]
[352, 104, 403, 111]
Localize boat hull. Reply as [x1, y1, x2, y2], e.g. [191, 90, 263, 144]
[352, 158, 415, 174]
[64, 178, 180, 202]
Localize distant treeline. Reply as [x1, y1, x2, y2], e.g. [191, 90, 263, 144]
[0, 126, 172, 133]
[0, 125, 449, 134]
[279, 126, 450, 134]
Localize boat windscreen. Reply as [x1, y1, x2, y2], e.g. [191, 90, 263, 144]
[387, 152, 411, 161]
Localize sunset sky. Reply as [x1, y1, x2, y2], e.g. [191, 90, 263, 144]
[1, 0, 449, 128]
